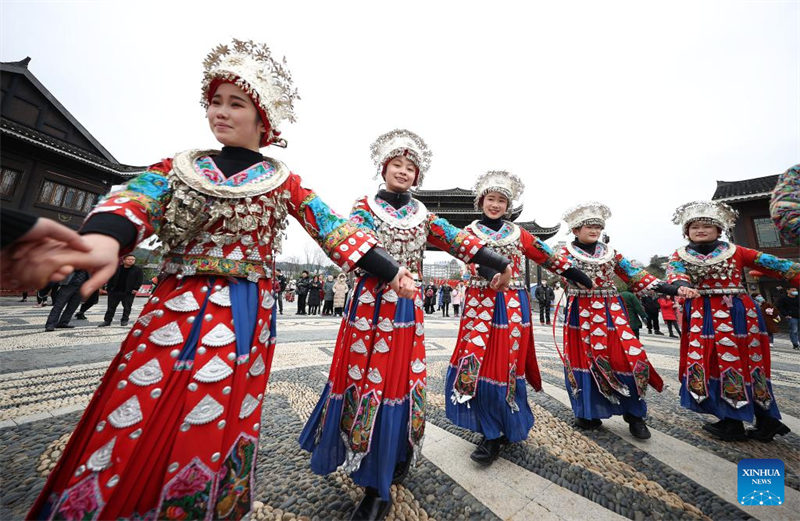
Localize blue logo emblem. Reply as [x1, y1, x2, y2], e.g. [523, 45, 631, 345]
[738, 459, 784, 506]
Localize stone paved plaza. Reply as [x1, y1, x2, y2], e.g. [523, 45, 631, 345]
[1, 296, 798, 520]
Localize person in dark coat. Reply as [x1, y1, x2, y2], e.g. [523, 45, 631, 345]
[296, 270, 310, 315]
[777, 288, 799, 350]
[640, 293, 663, 335]
[440, 283, 453, 317]
[424, 284, 437, 314]
[274, 268, 287, 315]
[98, 255, 144, 327]
[308, 274, 322, 315]
[755, 295, 781, 347]
[322, 275, 335, 315]
[534, 280, 555, 324]
[45, 270, 90, 331]
[620, 290, 648, 339]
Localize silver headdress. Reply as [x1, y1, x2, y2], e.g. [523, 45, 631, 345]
[370, 129, 432, 187]
[201, 39, 300, 147]
[473, 170, 525, 217]
[562, 202, 612, 230]
[672, 200, 738, 236]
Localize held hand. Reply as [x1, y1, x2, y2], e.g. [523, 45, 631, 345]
[6, 234, 122, 297]
[8, 217, 91, 261]
[2, 237, 79, 289]
[490, 265, 513, 292]
[677, 286, 700, 299]
[389, 267, 416, 299]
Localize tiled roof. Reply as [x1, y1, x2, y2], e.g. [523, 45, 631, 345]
[712, 175, 779, 202]
[1, 118, 143, 179]
[1, 58, 118, 163]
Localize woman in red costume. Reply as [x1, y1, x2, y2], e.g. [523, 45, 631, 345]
[26, 40, 415, 521]
[445, 171, 592, 465]
[299, 130, 512, 521]
[667, 200, 800, 442]
[558, 202, 696, 439]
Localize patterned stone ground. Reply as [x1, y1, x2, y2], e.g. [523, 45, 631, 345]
[1, 297, 798, 520]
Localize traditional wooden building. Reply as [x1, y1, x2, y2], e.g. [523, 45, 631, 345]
[415, 187, 561, 286]
[1, 57, 141, 231]
[712, 173, 797, 300]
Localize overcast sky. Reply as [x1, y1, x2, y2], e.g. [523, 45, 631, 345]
[2, 0, 797, 267]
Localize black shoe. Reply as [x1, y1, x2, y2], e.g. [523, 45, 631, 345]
[654, 331, 664, 336]
[623, 413, 651, 440]
[669, 334, 678, 338]
[97, 322, 111, 327]
[74, 313, 87, 320]
[350, 489, 391, 521]
[120, 321, 129, 327]
[647, 329, 652, 334]
[55, 324, 75, 329]
[746, 416, 791, 443]
[702, 419, 746, 441]
[793, 345, 800, 351]
[574, 417, 603, 430]
[44, 326, 55, 332]
[470, 435, 502, 466]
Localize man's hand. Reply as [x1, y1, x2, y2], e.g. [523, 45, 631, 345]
[490, 264, 513, 292]
[1, 218, 93, 289]
[389, 267, 416, 299]
[5, 234, 121, 297]
[677, 286, 700, 299]
[8, 217, 90, 258]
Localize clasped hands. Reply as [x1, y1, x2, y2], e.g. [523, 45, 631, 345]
[3, 232, 123, 297]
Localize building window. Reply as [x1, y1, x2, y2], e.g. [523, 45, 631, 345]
[0, 167, 21, 198]
[38, 180, 98, 214]
[753, 217, 782, 248]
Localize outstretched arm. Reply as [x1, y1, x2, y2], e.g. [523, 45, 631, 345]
[4, 163, 172, 295]
[285, 175, 414, 296]
[738, 246, 800, 288]
[426, 214, 512, 290]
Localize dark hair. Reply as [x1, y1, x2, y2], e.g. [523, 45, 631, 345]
[123, 254, 136, 259]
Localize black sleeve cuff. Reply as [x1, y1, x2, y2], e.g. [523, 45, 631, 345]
[655, 282, 681, 296]
[355, 247, 400, 282]
[1, 208, 40, 249]
[477, 265, 500, 281]
[471, 246, 510, 273]
[562, 267, 593, 289]
[81, 214, 137, 249]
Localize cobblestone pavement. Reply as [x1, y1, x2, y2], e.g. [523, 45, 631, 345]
[1, 296, 798, 520]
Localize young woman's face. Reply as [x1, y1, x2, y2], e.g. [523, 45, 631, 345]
[384, 156, 418, 192]
[207, 82, 265, 151]
[574, 224, 603, 244]
[687, 221, 720, 243]
[482, 192, 509, 219]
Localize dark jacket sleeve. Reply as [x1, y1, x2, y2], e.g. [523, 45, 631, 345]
[132, 266, 144, 291]
[106, 266, 122, 291]
[1, 208, 39, 249]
